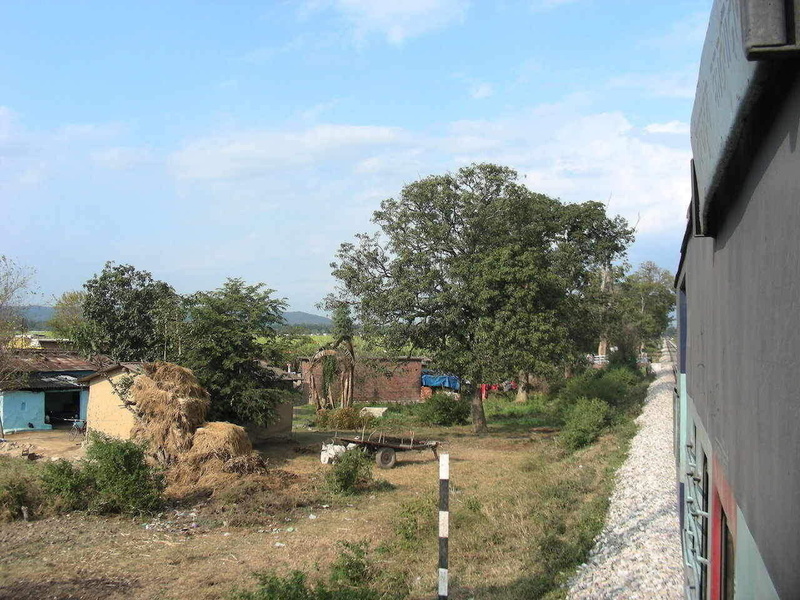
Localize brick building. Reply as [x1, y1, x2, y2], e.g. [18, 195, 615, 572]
[299, 356, 428, 404]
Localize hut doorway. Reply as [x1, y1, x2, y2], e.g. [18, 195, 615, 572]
[44, 390, 81, 427]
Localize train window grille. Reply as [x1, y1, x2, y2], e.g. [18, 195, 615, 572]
[683, 440, 709, 598]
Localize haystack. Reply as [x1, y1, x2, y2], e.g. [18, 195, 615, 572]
[129, 362, 210, 465]
[184, 422, 252, 464]
[124, 361, 276, 498]
[167, 421, 265, 497]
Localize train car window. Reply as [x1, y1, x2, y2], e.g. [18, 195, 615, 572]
[700, 451, 709, 598]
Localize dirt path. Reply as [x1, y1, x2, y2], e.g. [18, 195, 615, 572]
[0, 430, 85, 461]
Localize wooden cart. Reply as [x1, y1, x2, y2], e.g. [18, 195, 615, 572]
[332, 432, 440, 469]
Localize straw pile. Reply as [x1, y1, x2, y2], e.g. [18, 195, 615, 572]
[168, 422, 262, 497]
[129, 362, 210, 465]
[184, 422, 252, 463]
[126, 362, 270, 498]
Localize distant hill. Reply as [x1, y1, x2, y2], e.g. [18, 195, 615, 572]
[18, 305, 330, 329]
[282, 311, 331, 326]
[20, 305, 55, 330]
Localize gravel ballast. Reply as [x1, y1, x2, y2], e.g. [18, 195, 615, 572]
[566, 363, 684, 600]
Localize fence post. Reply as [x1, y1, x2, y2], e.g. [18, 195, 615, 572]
[438, 453, 449, 600]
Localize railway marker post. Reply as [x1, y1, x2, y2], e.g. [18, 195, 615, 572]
[438, 453, 449, 600]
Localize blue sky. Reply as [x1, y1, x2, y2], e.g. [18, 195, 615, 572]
[1, 0, 711, 312]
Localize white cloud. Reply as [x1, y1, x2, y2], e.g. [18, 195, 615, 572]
[470, 82, 494, 99]
[170, 95, 691, 238]
[307, 0, 468, 44]
[170, 124, 405, 180]
[441, 107, 691, 235]
[644, 121, 689, 135]
[90, 146, 152, 170]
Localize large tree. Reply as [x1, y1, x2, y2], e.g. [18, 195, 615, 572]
[330, 163, 632, 432]
[612, 261, 675, 357]
[0, 256, 33, 394]
[48, 290, 86, 340]
[76, 262, 181, 361]
[181, 278, 289, 426]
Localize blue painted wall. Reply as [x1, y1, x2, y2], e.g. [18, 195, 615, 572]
[0, 389, 89, 434]
[79, 389, 88, 423]
[0, 390, 51, 433]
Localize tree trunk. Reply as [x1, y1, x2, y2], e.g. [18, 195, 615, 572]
[515, 371, 528, 403]
[471, 386, 488, 434]
[597, 265, 611, 359]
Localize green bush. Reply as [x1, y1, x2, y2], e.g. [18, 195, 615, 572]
[561, 397, 610, 450]
[82, 433, 164, 515]
[315, 407, 375, 431]
[416, 393, 470, 426]
[0, 457, 43, 522]
[603, 367, 641, 388]
[41, 459, 90, 512]
[561, 366, 646, 406]
[392, 496, 437, 546]
[329, 541, 370, 588]
[326, 448, 373, 495]
[230, 571, 380, 600]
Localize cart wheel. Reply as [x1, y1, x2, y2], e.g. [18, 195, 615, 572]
[375, 447, 397, 469]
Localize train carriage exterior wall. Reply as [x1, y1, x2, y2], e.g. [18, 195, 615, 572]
[676, 1, 800, 598]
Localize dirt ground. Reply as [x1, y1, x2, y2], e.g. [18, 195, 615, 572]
[0, 430, 85, 461]
[0, 423, 619, 600]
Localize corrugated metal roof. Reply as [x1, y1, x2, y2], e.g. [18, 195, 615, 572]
[76, 362, 144, 383]
[9, 349, 99, 372]
[18, 374, 85, 391]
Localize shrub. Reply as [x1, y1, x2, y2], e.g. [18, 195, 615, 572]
[82, 433, 164, 515]
[392, 496, 436, 546]
[230, 571, 380, 600]
[329, 541, 370, 588]
[603, 367, 641, 389]
[41, 459, 90, 512]
[0, 457, 43, 522]
[315, 407, 375, 431]
[559, 370, 628, 409]
[416, 393, 470, 426]
[561, 397, 610, 450]
[326, 448, 373, 495]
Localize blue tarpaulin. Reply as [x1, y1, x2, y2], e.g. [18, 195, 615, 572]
[421, 371, 460, 391]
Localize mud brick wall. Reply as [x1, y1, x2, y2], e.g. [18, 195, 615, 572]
[301, 358, 424, 404]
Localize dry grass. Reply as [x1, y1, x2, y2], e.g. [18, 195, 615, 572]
[0, 417, 638, 600]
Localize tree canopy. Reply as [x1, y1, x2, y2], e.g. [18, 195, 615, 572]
[48, 290, 86, 340]
[180, 278, 289, 426]
[76, 262, 180, 362]
[330, 163, 633, 432]
[0, 256, 33, 392]
[608, 261, 675, 360]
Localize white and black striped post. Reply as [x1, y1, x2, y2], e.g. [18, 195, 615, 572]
[438, 453, 449, 600]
